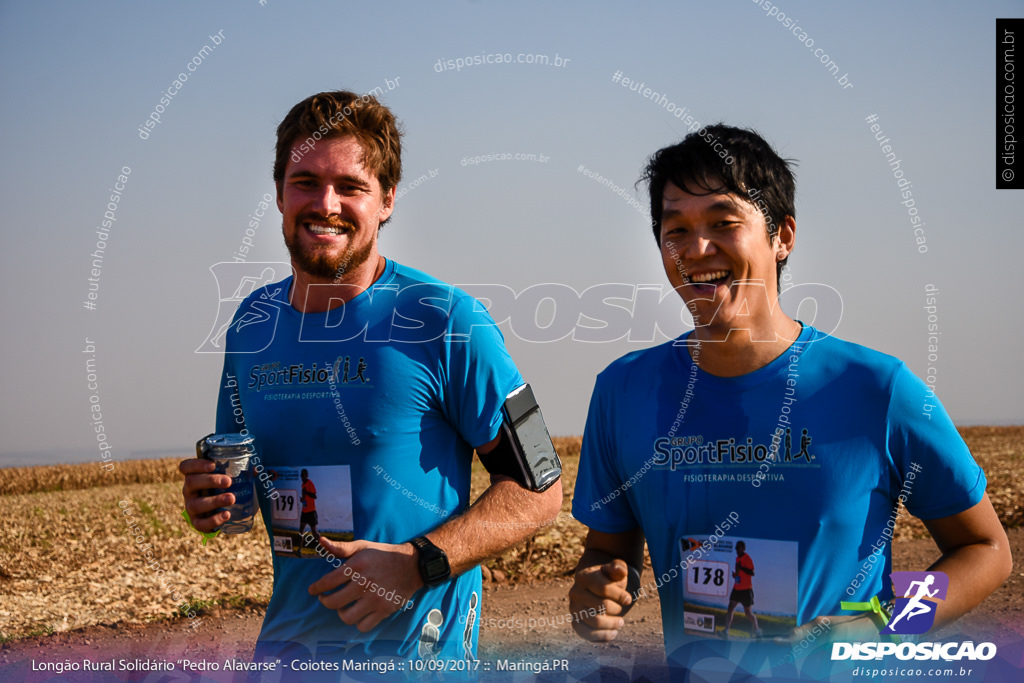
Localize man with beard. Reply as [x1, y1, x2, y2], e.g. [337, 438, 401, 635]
[180, 91, 562, 673]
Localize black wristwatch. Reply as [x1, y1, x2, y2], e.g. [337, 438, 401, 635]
[410, 536, 451, 587]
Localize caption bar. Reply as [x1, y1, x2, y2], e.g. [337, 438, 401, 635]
[997, 18, 1022, 189]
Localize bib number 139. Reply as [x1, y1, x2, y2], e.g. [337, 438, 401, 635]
[273, 489, 299, 521]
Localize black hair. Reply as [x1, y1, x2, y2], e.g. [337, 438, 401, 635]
[640, 124, 797, 287]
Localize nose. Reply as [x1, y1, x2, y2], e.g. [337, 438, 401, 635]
[680, 232, 715, 260]
[310, 184, 343, 215]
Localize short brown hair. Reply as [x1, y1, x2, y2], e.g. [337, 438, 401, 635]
[274, 90, 403, 202]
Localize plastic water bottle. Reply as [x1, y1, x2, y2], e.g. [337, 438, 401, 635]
[196, 433, 257, 534]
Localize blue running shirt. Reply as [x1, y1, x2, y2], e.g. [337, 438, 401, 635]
[572, 325, 984, 672]
[215, 259, 523, 672]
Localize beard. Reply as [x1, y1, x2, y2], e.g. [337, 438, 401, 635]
[283, 217, 376, 281]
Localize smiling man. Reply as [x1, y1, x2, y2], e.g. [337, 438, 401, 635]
[568, 125, 1010, 677]
[180, 91, 561, 674]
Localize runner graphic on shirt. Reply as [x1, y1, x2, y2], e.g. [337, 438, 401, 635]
[418, 608, 444, 679]
[463, 592, 478, 659]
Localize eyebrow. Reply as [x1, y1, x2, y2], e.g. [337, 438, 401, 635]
[662, 199, 743, 220]
[287, 170, 370, 187]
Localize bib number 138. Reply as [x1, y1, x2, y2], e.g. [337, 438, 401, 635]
[686, 560, 729, 598]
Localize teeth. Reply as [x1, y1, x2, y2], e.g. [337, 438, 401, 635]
[689, 270, 729, 284]
[307, 223, 346, 236]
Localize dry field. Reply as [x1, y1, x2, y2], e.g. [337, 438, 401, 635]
[1, 428, 1020, 642]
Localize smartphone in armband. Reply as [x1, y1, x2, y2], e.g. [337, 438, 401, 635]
[498, 384, 562, 492]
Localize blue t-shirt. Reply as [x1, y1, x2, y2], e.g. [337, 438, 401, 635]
[571, 325, 985, 671]
[215, 259, 523, 670]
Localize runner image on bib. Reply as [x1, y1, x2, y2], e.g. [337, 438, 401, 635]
[681, 535, 797, 639]
[269, 465, 354, 557]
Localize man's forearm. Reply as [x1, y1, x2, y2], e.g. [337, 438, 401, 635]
[920, 494, 1012, 630]
[424, 477, 562, 576]
[927, 541, 1012, 629]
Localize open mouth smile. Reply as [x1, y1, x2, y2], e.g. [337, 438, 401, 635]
[685, 269, 731, 292]
[304, 220, 353, 237]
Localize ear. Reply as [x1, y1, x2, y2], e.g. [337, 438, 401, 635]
[774, 215, 796, 261]
[379, 185, 396, 223]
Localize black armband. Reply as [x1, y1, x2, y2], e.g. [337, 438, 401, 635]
[477, 384, 561, 492]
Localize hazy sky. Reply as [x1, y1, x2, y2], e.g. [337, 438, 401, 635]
[1, 1, 1021, 466]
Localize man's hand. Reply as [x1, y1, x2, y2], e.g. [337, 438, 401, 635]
[569, 529, 645, 643]
[179, 457, 234, 532]
[569, 558, 634, 642]
[308, 537, 424, 633]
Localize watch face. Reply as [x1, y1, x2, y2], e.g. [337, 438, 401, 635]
[425, 556, 449, 578]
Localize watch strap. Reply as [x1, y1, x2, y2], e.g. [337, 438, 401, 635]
[411, 536, 451, 586]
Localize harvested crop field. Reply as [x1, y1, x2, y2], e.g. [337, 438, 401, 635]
[1, 428, 1021, 647]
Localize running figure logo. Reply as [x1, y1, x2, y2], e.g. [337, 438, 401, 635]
[418, 609, 444, 676]
[881, 571, 949, 635]
[462, 592, 478, 659]
[195, 262, 292, 353]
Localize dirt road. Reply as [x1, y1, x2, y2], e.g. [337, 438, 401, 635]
[3, 530, 1022, 681]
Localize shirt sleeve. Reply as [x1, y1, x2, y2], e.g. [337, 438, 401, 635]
[214, 355, 240, 435]
[885, 363, 986, 520]
[441, 293, 525, 449]
[214, 291, 257, 436]
[571, 372, 640, 533]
